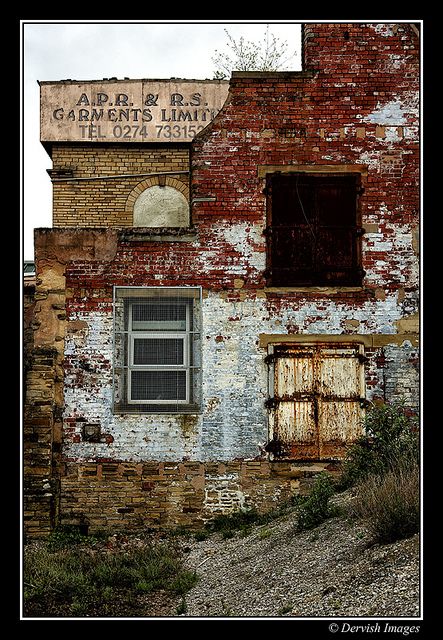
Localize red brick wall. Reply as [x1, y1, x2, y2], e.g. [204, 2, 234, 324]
[302, 23, 418, 77]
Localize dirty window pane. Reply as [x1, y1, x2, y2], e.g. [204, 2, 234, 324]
[132, 338, 185, 366]
[131, 302, 187, 331]
[131, 370, 187, 401]
[113, 287, 202, 413]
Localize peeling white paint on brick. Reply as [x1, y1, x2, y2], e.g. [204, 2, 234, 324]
[404, 127, 419, 139]
[363, 219, 419, 288]
[356, 150, 380, 171]
[64, 312, 201, 463]
[364, 92, 418, 125]
[386, 54, 405, 70]
[217, 222, 266, 273]
[266, 294, 403, 335]
[63, 279, 418, 464]
[370, 343, 419, 405]
[372, 24, 397, 37]
[384, 127, 403, 143]
[366, 99, 407, 125]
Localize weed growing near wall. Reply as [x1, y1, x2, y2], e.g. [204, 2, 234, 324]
[352, 457, 420, 544]
[340, 401, 419, 488]
[23, 530, 197, 617]
[295, 472, 338, 532]
[342, 402, 420, 544]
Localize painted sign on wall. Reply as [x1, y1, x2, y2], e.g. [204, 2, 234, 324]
[40, 79, 229, 143]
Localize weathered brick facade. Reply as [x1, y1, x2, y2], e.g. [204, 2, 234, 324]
[24, 23, 420, 537]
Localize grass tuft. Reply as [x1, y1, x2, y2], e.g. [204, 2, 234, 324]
[24, 538, 197, 617]
[295, 472, 338, 532]
[352, 457, 420, 544]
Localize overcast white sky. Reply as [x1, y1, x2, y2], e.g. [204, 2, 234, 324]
[21, 20, 302, 260]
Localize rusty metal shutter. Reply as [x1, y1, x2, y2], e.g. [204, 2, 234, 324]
[266, 343, 365, 460]
[265, 173, 363, 287]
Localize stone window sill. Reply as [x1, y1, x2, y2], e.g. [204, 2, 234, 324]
[120, 227, 197, 242]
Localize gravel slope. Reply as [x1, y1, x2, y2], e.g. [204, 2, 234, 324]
[23, 490, 420, 619]
[179, 491, 420, 619]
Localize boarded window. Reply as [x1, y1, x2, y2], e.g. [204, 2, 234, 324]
[113, 287, 201, 414]
[266, 173, 363, 286]
[266, 343, 366, 460]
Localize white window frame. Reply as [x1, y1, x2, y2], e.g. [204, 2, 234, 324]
[127, 300, 191, 405]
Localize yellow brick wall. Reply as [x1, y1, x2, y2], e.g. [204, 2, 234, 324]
[59, 460, 341, 533]
[50, 145, 190, 227]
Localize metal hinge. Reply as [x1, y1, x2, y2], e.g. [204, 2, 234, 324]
[264, 397, 279, 410]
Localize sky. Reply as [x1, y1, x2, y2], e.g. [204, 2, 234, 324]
[21, 20, 302, 260]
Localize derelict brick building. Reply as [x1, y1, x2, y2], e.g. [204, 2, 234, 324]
[24, 23, 420, 538]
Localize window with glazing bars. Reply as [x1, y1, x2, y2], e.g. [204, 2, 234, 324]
[113, 287, 201, 413]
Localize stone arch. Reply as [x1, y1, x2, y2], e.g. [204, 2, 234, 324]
[126, 176, 190, 227]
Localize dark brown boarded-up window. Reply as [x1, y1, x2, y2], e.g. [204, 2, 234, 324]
[266, 173, 363, 286]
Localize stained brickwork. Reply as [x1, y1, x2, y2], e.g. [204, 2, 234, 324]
[23, 348, 62, 538]
[25, 23, 420, 537]
[60, 460, 340, 533]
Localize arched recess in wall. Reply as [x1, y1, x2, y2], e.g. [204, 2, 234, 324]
[126, 177, 190, 227]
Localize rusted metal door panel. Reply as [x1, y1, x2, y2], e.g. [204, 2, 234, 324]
[317, 347, 365, 458]
[275, 352, 314, 395]
[276, 357, 296, 396]
[273, 400, 317, 459]
[267, 343, 365, 460]
[318, 401, 364, 459]
[318, 349, 361, 396]
[270, 350, 318, 458]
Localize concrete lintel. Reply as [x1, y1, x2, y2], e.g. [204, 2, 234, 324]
[257, 164, 368, 178]
[120, 228, 198, 243]
[259, 333, 419, 349]
[264, 286, 364, 295]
